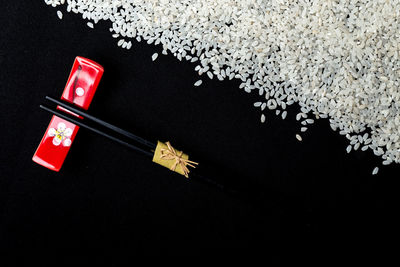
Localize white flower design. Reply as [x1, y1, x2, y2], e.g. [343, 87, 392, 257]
[48, 122, 73, 147]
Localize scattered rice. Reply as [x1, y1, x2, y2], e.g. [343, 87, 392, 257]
[45, 0, 400, 167]
[372, 167, 379, 175]
[87, 22, 94, 29]
[117, 39, 124, 47]
[296, 134, 302, 142]
[261, 114, 266, 123]
[354, 143, 360, 151]
[57, 10, 62, 20]
[152, 53, 158, 61]
[261, 103, 266, 111]
[383, 160, 392, 166]
[194, 80, 202, 87]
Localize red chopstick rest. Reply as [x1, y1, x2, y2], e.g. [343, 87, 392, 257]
[32, 57, 104, 171]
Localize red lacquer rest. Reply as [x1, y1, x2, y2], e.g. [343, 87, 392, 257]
[32, 57, 104, 171]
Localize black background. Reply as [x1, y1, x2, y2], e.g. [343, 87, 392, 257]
[0, 1, 398, 255]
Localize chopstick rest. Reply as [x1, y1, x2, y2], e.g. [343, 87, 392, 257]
[32, 57, 104, 171]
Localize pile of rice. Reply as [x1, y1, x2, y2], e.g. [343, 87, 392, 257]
[44, 0, 400, 171]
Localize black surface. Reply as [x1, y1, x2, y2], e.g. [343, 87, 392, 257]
[0, 1, 398, 254]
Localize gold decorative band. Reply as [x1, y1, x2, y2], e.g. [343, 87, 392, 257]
[152, 141, 198, 178]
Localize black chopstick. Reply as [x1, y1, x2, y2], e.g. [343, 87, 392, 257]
[40, 104, 154, 158]
[45, 96, 156, 150]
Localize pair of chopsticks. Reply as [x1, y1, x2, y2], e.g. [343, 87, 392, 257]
[41, 97, 221, 186]
[41, 97, 273, 205]
[41, 96, 156, 158]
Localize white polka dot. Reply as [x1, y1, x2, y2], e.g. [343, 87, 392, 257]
[75, 87, 85, 96]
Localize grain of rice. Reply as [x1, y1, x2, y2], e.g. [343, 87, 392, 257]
[261, 103, 266, 111]
[296, 134, 302, 142]
[354, 143, 360, 151]
[57, 10, 63, 20]
[194, 80, 202, 87]
[117, 39, 124, 47]
[152, 53, 158, 61]
[372, 167, 379, 175]
[87, 22, 94, 29]
[261, 114, 266, 123]
[383, 160, 392, 166]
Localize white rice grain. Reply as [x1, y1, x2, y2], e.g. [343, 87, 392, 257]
[194, 80, 202, 87]
[117, 39, 124, 47]
[261, 114, 266, 123]
[152, 53, 158, 61]
[354, 143, 360, 151]
[261, 103, 266, 111]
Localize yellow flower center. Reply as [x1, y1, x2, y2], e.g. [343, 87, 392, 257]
[55, 131, 64, 140]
